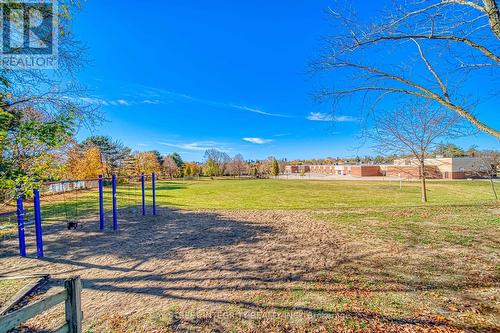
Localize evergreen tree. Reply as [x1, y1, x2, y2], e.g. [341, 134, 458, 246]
[204, 158, 219, 177]
[80, 136, 131, 176]
[434, 143, 466, 158]
[271, 159, 280, 176]
[169, 152, 184, 176]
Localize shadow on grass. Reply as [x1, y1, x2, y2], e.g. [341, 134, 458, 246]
[154, 182, 189, 191]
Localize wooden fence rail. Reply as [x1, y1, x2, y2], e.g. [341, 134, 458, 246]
[0, 276, 82, 333]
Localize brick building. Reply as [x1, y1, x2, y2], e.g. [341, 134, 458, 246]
[351, 165, 382, 177]
[389, 157, 494, 179]
[380, 165, 441, 179]
[286, 157, 494, 179]
[284, 165, 310, 174]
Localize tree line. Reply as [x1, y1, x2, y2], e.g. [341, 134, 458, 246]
[0, 132, 288, 189]
[64, 137, 192, 180]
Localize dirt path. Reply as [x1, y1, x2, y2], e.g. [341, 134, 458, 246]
[0, 209, 347, 330]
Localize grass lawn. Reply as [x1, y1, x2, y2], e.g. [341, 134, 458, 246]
[152, 178, 498, 209]
[0, 178, 497, 234]
[0, 278, 35, 309]
[2, 178, 496, 223]
[1, 179, 498, 332]
[305, 205, 499, 331]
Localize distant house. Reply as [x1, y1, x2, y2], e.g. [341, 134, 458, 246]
[286, 157, 494, 179]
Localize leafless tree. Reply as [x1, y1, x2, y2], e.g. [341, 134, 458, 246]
[204, 149, 230, 176]
[258, 156, 277, 177]
[278, 159, 287, 175]
[372, 101, 462, 202]
[227, 154, 247, 177]
[474, 151, 499, 198]
[1, 2, 99, 126]
[316, 0, 500, 138]
[162, 156, 179, 179]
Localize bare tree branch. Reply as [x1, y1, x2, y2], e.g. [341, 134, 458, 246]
[347, 35, 500, 63]
[316, 0, 500, 139]
[446, 0, 486, 12]
[483, 0, 500, 38]
[411, 38, 451, 101]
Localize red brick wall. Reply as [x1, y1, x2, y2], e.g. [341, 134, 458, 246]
[384, 166, 441, 179]
[350, 166, 362, 176]
[309, 165, 335, 174]
[351, 166, 382, 177]
[452, 172, 466, 179]
[362, 166, 381, 176]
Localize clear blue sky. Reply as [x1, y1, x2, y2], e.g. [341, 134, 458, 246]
[74, 0, 499, 162]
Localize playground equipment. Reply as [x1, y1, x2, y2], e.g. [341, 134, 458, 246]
[14, 172, 157, 258]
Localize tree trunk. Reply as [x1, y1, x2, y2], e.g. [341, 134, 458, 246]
[419, 160, 428, 203]
[490, 176, 498, 199]
[483, 0, 500, 40]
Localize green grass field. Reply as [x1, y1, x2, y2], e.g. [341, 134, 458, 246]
[152, 178, 497, 209]
[1, 178, 497, 231]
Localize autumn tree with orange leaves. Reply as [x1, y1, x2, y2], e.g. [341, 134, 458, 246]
[66, 146, 104, 179]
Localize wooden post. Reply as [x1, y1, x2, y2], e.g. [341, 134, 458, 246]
[64, 277, 82, 333]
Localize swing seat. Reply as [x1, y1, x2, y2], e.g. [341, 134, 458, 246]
[67, 221, 78, 230]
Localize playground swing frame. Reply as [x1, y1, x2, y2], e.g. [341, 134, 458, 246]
[14, 172, 157, 258]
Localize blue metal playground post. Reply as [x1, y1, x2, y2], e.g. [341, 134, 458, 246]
[99, 175, 105, 231]
[16, 187, 26, 257]
[112, 174, 118, 230]
[33, 185, 44, 258]
[152, 172, 156, 216]
[141, 172, 145, 216]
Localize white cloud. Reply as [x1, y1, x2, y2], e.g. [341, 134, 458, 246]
[116, 99, 130, 106]
[142, 99, 160, 104]
[334, 115, 358, 122]
[74, 97, 104, 105]
[307, 112, 358, 122]
[230, 105, 291, 118]
[113, 82, 293, 117]
[67, 96, 132, 107]
[158, 141, 231, 152]
[77, 81, 293, 117]
[242, 137, 273, 144]
[136, 143, 148, 147]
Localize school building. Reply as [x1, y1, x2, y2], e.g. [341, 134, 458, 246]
[286, 157, 494, 179]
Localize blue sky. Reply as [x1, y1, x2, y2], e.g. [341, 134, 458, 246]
[74, 0, 499, 161]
